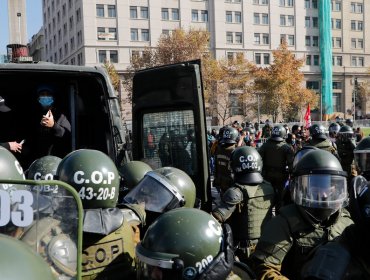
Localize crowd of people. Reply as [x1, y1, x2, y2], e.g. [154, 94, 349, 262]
[1, 114, 370, 279]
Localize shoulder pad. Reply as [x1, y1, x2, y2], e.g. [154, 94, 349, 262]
[222, 187, 243, 205]
[48, 234, 77, 277]
[121, 208, 142, 226]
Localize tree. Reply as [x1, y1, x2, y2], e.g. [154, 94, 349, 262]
[250, 41, 318, 122]
[103, 61, 121, 93]
[123, 28, 217, 103]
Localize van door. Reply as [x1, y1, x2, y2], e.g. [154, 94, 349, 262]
[132, 60, 211, 210]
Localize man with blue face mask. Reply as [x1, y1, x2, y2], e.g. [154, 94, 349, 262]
[34, 84, 71, 160]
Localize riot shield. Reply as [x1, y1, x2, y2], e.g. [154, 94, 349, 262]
[0, 179, 83, 280]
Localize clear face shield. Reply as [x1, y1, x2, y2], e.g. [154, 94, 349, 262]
[123, 172, 185, 213]
[291, 174, 348, 220]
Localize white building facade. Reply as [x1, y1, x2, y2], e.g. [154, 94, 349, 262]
[42, 0, 370, 121]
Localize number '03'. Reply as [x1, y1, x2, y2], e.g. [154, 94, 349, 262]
[0, 190, 33, 227]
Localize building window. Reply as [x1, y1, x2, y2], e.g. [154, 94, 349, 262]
[254, 13, 260, 24]
[201, 10, 208, 22]
[255, 53, 261, 64]
[192, 10, 198, 21]
[254, 33, 260, 44]
[332, 37, 341, 48]
[288, 35, 295, 46]
[304, 0, 310, 8]
[161, 8, 169, 20]
[262, 14, 269, 24]
[130, 6, 138, 19]
[358, 39, 364, 49]
[358, 21, 363, 31]
[305, 36, 311, 46]
[96, 4, 104, 17]
[226, 11, 232, 23]
[76, 8, 81, 22]
[312, 0, 317, 8]
[98, 50, 107, 63]
[235, 32, 242, 43]
[306, 55, 312, 65]
[312, 17, 318, 28]
[312, 36, 319, 47]
[351, 20, 356, 30]
[235, 12, 242, 23]
[97, 27, 105, 40]
[313, 55, 319, 65]
[333, 1, 341, 11]
[141, 29, 149, 41]
[335, 19, 342, 29]
[333, 93, 341, 112]
[262, 33, 269, 44]
[333, 56, 342, 66]
[307, 81, 320, 91]
[226, 32, 233, 43]
[70, 37, 74, 50]
[287, 15, 294, 26]
[280, 15, 286, 26]
[110, 50, 118, 63]
[131, 28, 138, 41]
[332, 81, 342, 89]
[263, 53, 270, 64]
[351, 38, 357, 48]
[108, 28, 117, 40]
[140, 7, 149, 19]
[305, 17, 310, 27]
[69, 16, 74, 30]
[172, 9, 179, 20]
[108, 5, 116, 17]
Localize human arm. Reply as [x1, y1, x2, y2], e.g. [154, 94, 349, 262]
[249, 215, 293, 280]
[0, 141, 22, 153]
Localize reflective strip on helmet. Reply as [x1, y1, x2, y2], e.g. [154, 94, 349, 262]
[146, 172, 185, 205]
[136, 244, 175, 269]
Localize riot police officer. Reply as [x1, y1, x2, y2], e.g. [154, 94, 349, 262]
[306, 124, 339, 158]
[57, 149, 141, 279]
[213, 126, 240, 193]
[258, 124, 294, 202]
[136, 208, 235, 280]
[353, 136, 370, 180]
[336, 125, 356, 181]
[118, 160, 152, 199]
[250, 150, 353, 279]
[123, 166, 197, 235]
[212, 146, 275, 262]
[0, 234, 55, 280]
[328, 122, 340, 143]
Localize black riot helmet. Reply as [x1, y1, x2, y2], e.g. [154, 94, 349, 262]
[345, 118, 354, 128]
[328, 122, 341, 138]
[309, 124, 327, 140]
[136, 208, 234, 280]
[220, 126, 239, 145]
[291, 150, 348, 222]
[338, 125, 354, 142]
[271, 125, 286, 142]
[354, 137, 370, 178]
[230, 146, 263, 184]
[292, 146, 319, 169]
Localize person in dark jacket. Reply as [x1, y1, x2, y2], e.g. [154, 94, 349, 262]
[33, 85, 71, 159]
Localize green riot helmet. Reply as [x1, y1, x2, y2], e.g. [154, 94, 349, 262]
[27, 156, 62, 181]
[309, 124, 327, 140]
[244, 126, 256, 136]
[354, 136, 370, 177]
[271, 125, 286, 141]
[291, 150, 348, 222]
[220, 126, 239, 144]
[292, 146, 319, 169]
[136, 208, 234, 280]
[118, 161, 153, 189]
[328, 122, 341, 138]
[0, 147, 26, 192]
[57, 149, 120, 209]
[338, 125, 354, 142]
[0, 234, 55, 280]
[124, 167, 196, 213]
[230, 146, 263, 184]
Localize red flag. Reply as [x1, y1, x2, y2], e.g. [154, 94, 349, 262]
[304, 103, 311, 129]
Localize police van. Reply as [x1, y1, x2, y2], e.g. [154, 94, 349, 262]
[0, 62, 126, 169]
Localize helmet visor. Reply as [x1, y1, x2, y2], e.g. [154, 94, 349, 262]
[137, 261, 182, 280]
[354, 152, 370, 174]
[123, 176, 182, 213]
[291, 174, 348, 210]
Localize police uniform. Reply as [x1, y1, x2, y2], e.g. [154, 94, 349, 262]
[306, 138, 339, 158]
[213, 181, 275, 261]
[81, 208, 139, 279]
[258, 138, 293, 198]
[336, 137, 356, 179]
[214, 143, 236, 192]
[250, 204, 353, 279]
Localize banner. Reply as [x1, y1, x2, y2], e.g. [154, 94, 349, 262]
[304, 103, 311, 129]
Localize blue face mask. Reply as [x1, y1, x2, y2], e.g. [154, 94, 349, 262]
[244, 135, 250, 142]
[39, 96, 54, 107]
